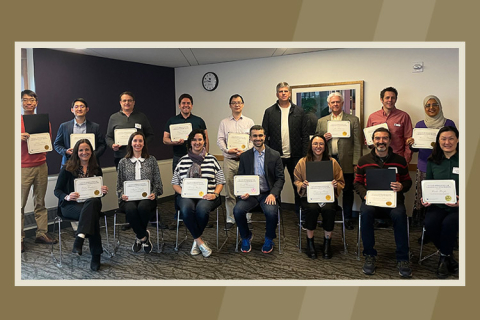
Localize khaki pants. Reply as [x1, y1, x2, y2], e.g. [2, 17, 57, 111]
[21, 163, 48, 240]
[223, 158, 251, 223]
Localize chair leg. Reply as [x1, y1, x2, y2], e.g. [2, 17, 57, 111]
[175, 210, 187, 252]
[155, 208, 164, 253]
[217, 206, 229, 252]
[356, 213, 362, 260]
[113, 213, 120, 256]
[341, 209, 348, 254]
[278, 208, 282, 254]
[51, 216, 63, 267]
[298, 208, 302, 252]
[235, 227, 239, 252]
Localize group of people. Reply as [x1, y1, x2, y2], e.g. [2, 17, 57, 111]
[20, 83, 459, 279]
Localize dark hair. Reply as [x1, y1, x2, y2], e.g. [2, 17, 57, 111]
[71, 98, 88, 109]
[249, 125, 264, 135]
[306, 134, 330, 162]
[187, 128, 206, 150]
[229, 94, 244, 104]
[428, 126, 459, 165]
[65, 139, 100, 176]
[125, 132, 150, 159]
[372, 127, 391, 140]
[178, 93, 193, 105]
[119, 91, 135, 101]
[21, 90, 37, 100]
[380, 87, 398, 99]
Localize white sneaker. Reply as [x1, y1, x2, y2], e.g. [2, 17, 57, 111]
[198, 242, 212, 257]
[190, 241, 201, 256]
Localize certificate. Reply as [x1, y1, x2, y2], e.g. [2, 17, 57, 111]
[114, 128, 137, 145]
[421, 179, 457, 204]
[170, 123, 192, 142]
[74, 176, 103, 201]
[307, 181, 334, 203]
[181, 178, 208, 199]
[234, 175, 260, 196]
[227, 133, 250, 150]
[412, 128, 440, 149]
[366, 190, 397, 208]
[27, 132, 53, 154]
[124, 180, 151, 201]
[70, 133, 96, 150]
[327, 120, 351, 138]
[364, 123, 389, 146]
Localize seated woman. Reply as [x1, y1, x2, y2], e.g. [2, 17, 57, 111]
[117, 132, 163, 254]
[293, 134, 345, 259]
[421, 126, 459, 279]
[171, 129, 225, 257]
[54, 139, 108, 271]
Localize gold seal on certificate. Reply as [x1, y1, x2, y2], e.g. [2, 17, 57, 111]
[114, 128, 137, 145]
[327, 120, 351, 138]
[307, 182, 334, 203]
[364, 123, 389, 146]
[227, 133, 250, 150]
[412, 128, 440, 149]
[124, 180, 151, 201]
[431, 142, 435, 147]
[170, 123, 192, 142]
[27, 132, 53, 155]
[421, 180, 457, 204]
[182, 178, 208, 199]
[70, 133, 96, 150]
[74, 176, 103, 201]
[234, 175, 260, 196]
[366, 190, 396, 208]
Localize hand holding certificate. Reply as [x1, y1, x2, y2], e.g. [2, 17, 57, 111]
[70, 133, 96, 150]
[123, 180, 151, 201]
[114, 128, 137, 146]
[327, 120, 351, 138]
[421, 179, 457, 204]
[181, 178, 208, 199]
[307, 181, 335, 203]
[227, 133, 250, 150]
[170, 123, 192, 142]
[366, 190, 397, 208]
[234, 175, 260, 196]
[74, 176, 104, 201]
[412, 128, 440, 149]
[364, 123, 388, 146]
[27, 132, 53, 154]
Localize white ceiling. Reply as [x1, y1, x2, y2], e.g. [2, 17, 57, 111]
[51, 48, 336, 68]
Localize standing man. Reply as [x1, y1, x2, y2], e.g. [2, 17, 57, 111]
[354, 128, 412, 278]
[217, 94, 255, 230]
[105, 91, 154, 168]
[315, 92, 361, 230]
[54, 98, 106, 166]
[20, 90, 58, 252]
[234, 125, 285, 254]
[366, 87, 413, 163]
[262, 82, 308, 221]
[163, 93, 209, 229]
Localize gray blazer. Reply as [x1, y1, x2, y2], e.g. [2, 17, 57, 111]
[315, 113, 361, 174]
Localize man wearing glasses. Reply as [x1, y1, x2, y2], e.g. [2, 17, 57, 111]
[217, 94, 255, 230]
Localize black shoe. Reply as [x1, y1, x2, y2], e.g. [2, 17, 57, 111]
[142, 230, 153, 254]
[446, 255, 459, 274]
[90, 254, 101, 271]
[397, 260, 412, 278]
[121, 223, 131, 231]
[363, 255, 376, 275]
[305, 237, 317, 259]
[72, 236, 84, 255]
[206, 222, 214, 228]
[437, 255, 449, 279]
[224, 222, 235, 231]
[323, 237, 332, 259]
[344, 219, 354, 230]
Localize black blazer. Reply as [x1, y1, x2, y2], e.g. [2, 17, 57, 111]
[237, 145, 285, 198]
[53, 119, 106, 166]
[54, 166, 103, 208]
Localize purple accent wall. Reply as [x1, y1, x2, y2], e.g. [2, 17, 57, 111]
[33, 49, 175, 174]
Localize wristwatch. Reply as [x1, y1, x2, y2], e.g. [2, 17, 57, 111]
[214, 193, 219, 198]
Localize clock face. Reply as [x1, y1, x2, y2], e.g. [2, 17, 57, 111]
[202, 72, 218, 91]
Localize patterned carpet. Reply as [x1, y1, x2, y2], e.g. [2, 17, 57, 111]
[20, 199, 458, 281]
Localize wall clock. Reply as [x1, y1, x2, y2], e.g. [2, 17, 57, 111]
[202, 72, 219, 91]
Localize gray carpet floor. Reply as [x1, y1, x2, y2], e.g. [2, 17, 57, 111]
[20, 199, 459, 281]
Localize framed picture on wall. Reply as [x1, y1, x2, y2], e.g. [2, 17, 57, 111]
[291, 80, 365, 136]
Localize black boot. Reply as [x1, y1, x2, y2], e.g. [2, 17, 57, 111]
[446, 254, 459, 274]
[306, 237, 317, 259]
[72, 236, 84, 255]
[437, 255, 449, 279]
[90, 254, 101, 271]
[323, 237, 332, 259]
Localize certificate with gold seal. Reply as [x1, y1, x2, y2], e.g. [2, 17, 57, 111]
[27, 132, 53, 154]
[327, 120, 351, 138]
[234, 175, 260, 196]
[307, 182, 335, 203]
[124, 180, 151, 201]
[74, 176, 103, 201]
[364, 123, 389, 146]
[70, 133, 96, 150]
[421, 179, 457, 204]
[181, 178, 208, 199]
[412, 128, 440, 149]
[227, 133, 250, 150]
[114, 128, 137, 145]
[366, 190, 397, 208]
[170, 123, 192, 142]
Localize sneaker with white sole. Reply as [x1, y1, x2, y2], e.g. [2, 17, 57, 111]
[190, 241, 201, 256]
[142, 230, 153, 254]
[132, 238, 142, 253]
[198, 242, 212, 257]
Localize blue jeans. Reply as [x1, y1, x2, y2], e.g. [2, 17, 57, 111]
[177, 196, 221, 239]
[360, 201, 409, 261]
[234, 192, 278, 240]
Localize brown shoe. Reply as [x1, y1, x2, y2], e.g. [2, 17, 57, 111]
[35, 234, 58, 244]
[21, 242, 25, 253]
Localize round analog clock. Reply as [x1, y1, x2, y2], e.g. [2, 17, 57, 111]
[202, 72, 219, 91]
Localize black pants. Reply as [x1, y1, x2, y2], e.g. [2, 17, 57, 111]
[300, 198, 336, 231]
[60, 197, 103, 255]
[120, 199, 156, 239]
[282, 157, 301, 220]
[424, 205, 459, 255]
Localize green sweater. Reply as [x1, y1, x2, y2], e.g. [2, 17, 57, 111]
[426, 152, 459, 212]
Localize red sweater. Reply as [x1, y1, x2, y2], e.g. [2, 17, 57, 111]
[21, 115, 51, 168]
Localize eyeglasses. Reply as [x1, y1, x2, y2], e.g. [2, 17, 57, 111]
[22, 98, 36, 103]
[121, 99, 134, 103]
[424, 103, 439, 108]
[230, 102, 244, 106]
